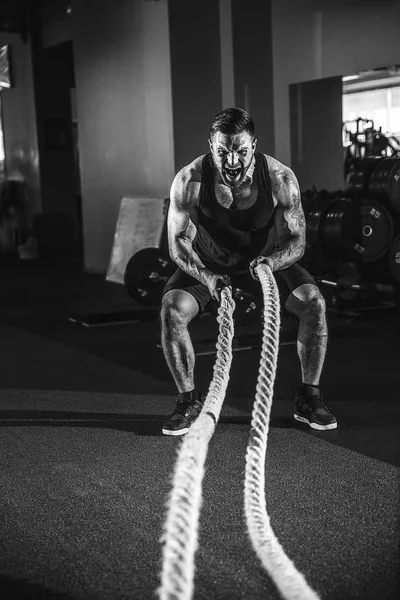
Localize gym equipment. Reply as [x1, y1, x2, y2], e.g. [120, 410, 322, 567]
[306, 197, 360, 261]
[389, 234, 400, 286]
[69, 198, 170, 327]
[345, 156, 400, 216]
[319, 277, 392, 295]
[305, 196, 337, 251]
[318, 275, 394, 313]
[322, 198, 358, 260]
[106, 196, 169, 285]
[352, 201, 393, 262]
[343, 118, 400, 176]
[232, 288, 260, 326]
[124, 247, 173, 307]
[368, 157, 400, 216]
[306, 197, 393, 264]
[345, 157, 382, 200]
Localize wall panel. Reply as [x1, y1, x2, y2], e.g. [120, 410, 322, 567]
[72, 0, 173, 272]
[168, 0, 222, 170]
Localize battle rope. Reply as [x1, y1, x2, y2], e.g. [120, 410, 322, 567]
[158, 265, 320, 600]
[157, 286, 235, 600]
[244, 264, 320, 600]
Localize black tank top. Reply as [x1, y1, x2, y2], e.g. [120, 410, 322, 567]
[193, 151, 276, 275]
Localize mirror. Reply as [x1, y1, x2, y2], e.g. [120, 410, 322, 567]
[343, 65, 400, 172]
[0, 45, 11, 180]
[0, 98, 4, 180]
[289, 66, 400, 191]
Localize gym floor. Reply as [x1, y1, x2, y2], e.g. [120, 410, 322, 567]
[0, 257, 399, 600]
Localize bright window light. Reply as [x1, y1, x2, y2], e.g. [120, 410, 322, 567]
[343, 86, 400, 138]
[342, 75, 359, 82]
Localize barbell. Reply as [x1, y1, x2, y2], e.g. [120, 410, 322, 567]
[317, 274, 394, 311]
[124, 247, 261, 325]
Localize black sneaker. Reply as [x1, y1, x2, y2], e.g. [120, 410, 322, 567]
[162, 391, 205, 436]
[294, 385, 337, 430]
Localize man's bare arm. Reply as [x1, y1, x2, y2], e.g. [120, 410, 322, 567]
[168, 166, 214, 287]
[263, 166, 306, 272]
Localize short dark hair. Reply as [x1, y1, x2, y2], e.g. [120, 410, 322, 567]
[209, 107, 255, 140]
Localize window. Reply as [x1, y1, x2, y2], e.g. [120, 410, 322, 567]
[343, 86, 400, 139]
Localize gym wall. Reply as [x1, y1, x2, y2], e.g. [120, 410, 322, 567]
[231, 0, 275, 157]
[72, 0, 174, 273]
[272, 0, 400, 168]
[168, 0, 222, 172]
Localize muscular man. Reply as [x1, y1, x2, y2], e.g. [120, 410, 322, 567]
[160, 107, 337, 436]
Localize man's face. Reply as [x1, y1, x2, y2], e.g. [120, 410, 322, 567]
[209, 131, 257, 189]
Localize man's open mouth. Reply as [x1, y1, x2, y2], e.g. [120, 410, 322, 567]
[224, 166, 242, 181]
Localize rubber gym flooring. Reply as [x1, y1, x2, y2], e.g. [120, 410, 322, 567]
[0, 258, 399, 600]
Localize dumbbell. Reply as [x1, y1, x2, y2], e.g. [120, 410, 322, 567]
[124, 247, 173, 307]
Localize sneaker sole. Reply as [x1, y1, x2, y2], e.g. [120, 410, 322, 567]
[294, 414, 337, 430]
[162, 426, 190, 436]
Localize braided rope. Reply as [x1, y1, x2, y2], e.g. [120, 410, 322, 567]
[244, 264, 320, 600]
[157, 286, 235, 600]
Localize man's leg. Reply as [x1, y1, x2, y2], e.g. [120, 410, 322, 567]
[285, 283, 328, 386]
[160, 289, 199, 393]
[285, 283, 337, 430]
[160, 289, 204, 436]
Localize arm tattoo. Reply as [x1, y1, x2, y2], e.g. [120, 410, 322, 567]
[260, 167, 305, 271]
[266, 238, 304, 272]
[274, 169, 305, 229]
[290, 190, 305, 228]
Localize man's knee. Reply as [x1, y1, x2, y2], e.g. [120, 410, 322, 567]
[306, 293, 326, 319]
[286, 285, 326, 321]
[161, 290, 199, 328]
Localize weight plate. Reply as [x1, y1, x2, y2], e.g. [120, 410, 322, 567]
[387, 159, 400, 216]
[124, 247, 173, 307]
[345, 157, 379, 199]
[345, 170, 366, 199]
[352, 201, 393, 263]
[306, 197, 338, 250]
[322, 198, 357, 259]
[368, 157, 397, 203]
[389, 234, 400, 285]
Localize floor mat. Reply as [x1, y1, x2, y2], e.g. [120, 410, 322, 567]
[0, 408, 398, 600]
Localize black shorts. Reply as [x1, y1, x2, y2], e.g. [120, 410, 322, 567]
[162, 262, 316, 317]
